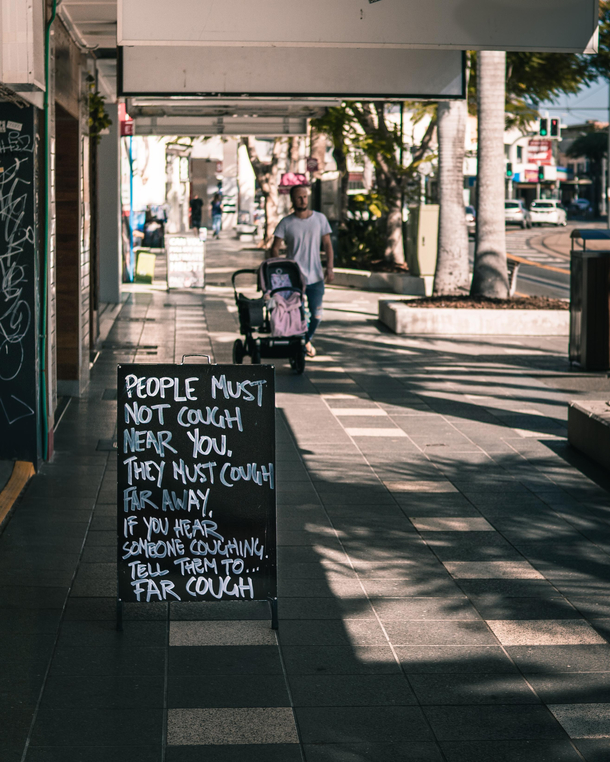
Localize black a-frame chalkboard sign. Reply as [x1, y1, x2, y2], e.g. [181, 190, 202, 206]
[117, 363, 276, 626]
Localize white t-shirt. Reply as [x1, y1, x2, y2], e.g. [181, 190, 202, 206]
[273, 211, 332, 285]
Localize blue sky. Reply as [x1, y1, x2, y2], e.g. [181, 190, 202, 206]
[540, 79, 609, 126]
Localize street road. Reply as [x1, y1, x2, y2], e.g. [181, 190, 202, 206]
[469, 222, 605, 300]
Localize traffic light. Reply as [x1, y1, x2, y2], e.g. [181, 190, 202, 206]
[538, 165, 545, 182]
[550, 118, 561, 139]
[539, 118, 548, 137]
[506, 162, 513, 179]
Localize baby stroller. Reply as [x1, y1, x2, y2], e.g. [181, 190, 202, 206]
[232, 258, 308, 374]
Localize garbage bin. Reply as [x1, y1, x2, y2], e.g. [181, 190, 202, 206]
[569, 229, 610, 371]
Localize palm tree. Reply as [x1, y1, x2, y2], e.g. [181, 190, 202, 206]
[471, 51, 509, 298]
[433, 99, 470, 295]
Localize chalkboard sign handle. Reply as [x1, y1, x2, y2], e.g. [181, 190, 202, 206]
[180, 354, 215, 365]
[268, 596, 278, 630]
[116, 598, 124, 632]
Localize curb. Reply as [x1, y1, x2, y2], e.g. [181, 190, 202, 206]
[0, 461, 35, 530]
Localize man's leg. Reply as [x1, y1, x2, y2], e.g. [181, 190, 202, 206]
[305, 280, 325, 344]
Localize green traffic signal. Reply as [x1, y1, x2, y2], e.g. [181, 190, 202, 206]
[539, 118, 548, 137]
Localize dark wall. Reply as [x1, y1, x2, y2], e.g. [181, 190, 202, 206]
[55, 104, 81, 382]
[0, 103, 41, 463]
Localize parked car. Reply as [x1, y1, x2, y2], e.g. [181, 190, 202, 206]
[529, 200, 567, 227]
[465, 205, 476, 236]
[505, 199, 531, 229]
[569, 198, 591, 217]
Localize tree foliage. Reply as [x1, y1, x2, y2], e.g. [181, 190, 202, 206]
[566, 131, 608, 164]
[312, 102, 435, 266]
[467, 51, 595, 129]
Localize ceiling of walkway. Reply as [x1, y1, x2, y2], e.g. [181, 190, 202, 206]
[59, 0, 598, 124]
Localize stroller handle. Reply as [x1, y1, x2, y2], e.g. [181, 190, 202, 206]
[231, 268, 259, 298]
[268, 286, 304, 298]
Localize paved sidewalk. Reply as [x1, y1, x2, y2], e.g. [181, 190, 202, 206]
[2, 238, 610, 761]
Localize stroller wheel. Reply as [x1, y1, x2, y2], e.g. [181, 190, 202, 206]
[232, 339, 245, 365]
[293, 346, 306, 375]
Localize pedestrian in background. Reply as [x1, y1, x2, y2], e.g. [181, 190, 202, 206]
[211, 192, 223, 238]
[190, 195, 203, 232]
[269, 185, 334, 358]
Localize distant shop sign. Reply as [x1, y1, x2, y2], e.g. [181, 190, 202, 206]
[527, 139, 552, 166]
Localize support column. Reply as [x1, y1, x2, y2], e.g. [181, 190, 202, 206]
[98, 102, 121, 304]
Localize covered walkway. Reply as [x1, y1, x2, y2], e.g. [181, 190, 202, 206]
[2, 238, 610, 761]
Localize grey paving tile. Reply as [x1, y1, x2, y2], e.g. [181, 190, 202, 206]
[409, 517, 495, 532]
[169, 646, 283, 676]
[169, 601, 270, 621]
[371, 597, 479, 621]
[589, 619, 610, 643]
[469, 595, 578, 620]
[22, 748, 161, 762]
[167, 707, 299, 745]
[281, 646, 400, 675]
[30, 708, 163, 746]
[278, 578, 364, 598]
[57, 620, 166, 648]
[166, 745, 302, 762]
[278, 597, 374, 620]
[444, 561, 544, 579]
[395, 646, 518, 674]
[295, 706, 433, 743]
[167, 674, 290, 708]
[425, 533, 522, 562]
[424, 705, 566, 741]
[440, 740, 583, 762]
[573, 739, 610, 761]
[0, 709, 33, 746]
[169, 621, 276, 647]
[507, 645, 610, 673]
[278, 620, 386, 646]
[384, 621, 497, 646]
[487, 619, 605, 646]
[302, 742, 445, 761]
[0, 749, 22, 762]
[40, 675, 164, 709]
[49, 646, 166, 676]
[360, 577, 465, 598]
[549, 703, 610, 739]
[409, 673, 539, 705]
[528, 674, 610, 704]
[288, 674, 416, 707]
[457, 579, 560, 597]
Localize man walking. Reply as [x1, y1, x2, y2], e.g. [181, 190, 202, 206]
[269, 185, 334, 357]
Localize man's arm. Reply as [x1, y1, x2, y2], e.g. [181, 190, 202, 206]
[268, 236, 283, 260]
[322, 233, 334, 283]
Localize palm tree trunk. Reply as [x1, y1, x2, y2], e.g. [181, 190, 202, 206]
[471, 51, 509, 298]
[385, 190, 404, 265]
[434, 100, 470, 295]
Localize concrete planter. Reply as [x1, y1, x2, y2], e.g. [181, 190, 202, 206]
[568, 401, 610, 472]
[333, 267, 433, 296]
[379, 300, 569, 336]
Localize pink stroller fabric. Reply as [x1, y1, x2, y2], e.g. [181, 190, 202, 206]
[270, 292, 307, 337]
